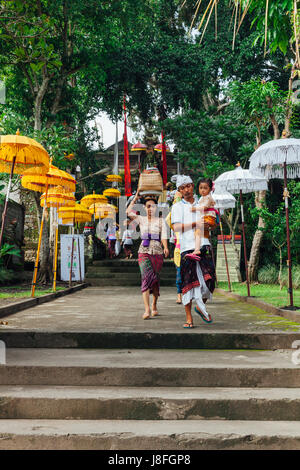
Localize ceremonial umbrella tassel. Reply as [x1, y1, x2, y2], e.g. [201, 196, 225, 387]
[81, 192, 108, 221]
[40, 186, 75, 291]
[214, 163, 268, 297]
[22, 162, 76, 297]
[0, 130, 49, 248]
[249, 135, 300, 309]
[58, 204, 91, 287]
[212, 187, 237, 292]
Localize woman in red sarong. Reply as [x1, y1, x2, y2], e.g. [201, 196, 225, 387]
[127, 191, 169, 319]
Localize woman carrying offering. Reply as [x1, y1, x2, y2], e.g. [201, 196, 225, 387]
[127, 191, 169, 319]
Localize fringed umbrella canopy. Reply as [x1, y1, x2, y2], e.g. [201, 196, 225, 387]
[0, 131, 49, 174]
[212, 187, 236, 209]
[106, 174, 122, 183]
[214, 163, 268, 194]
[58, 204, 91, 223]
[131, 142, 147, 152]
[40, 186, 76, 208]
[249, 137, 300, 179]
[21, 163, 76, 193]
[103, 188, 121, 198]
[0, 130, 50, 248]
[154, 143, 170, 153]
[90, 202, 117, 219]
[81, 191, 108, 207]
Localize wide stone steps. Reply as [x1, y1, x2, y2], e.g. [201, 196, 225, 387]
[1, 349, 299, 387]
[85, 260, 176, 286]
[1, 386, 300, 421]
[1, 419, 300, 450]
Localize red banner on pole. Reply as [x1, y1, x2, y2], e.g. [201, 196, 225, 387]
[161, 131, 167, 186]
[123, 97, 132, 197]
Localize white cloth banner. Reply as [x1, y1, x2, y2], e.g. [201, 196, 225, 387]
[60, 234, 85, 282]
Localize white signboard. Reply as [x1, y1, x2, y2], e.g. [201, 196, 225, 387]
[60, 234, 85, 282]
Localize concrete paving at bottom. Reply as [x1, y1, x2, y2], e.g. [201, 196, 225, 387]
[1, 419, 300, 450]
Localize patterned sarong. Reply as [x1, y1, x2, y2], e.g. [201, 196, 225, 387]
[138, 253, 164, 293]
[180, 247, 216, 295]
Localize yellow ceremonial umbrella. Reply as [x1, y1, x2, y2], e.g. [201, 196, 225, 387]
[90, 202, 117, 220]
[21, 162, 76, 297]
[103, 188, 121, 198]
[40, 186, 76, 291]
[0, 130, 49, 247]
[22, 163, 76, 193]
[81, 191, 108, 207]
[106, 174, 122, 183]
[58, 204, 91, 286]
[81, 191, 108, 221]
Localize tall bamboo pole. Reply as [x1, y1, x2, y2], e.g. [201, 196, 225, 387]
[0, 156, 16, 248]
[239, 190, 250, 297]
[52, 208, 59, 291]
[284, 162, 294, 307]
[69, 216, 75, 288]
[31, 183, 48, 297]
[219, 218, 232, 291]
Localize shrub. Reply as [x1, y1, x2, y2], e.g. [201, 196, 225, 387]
[258, 265, 279, 284]
[281, 265, 300, 290]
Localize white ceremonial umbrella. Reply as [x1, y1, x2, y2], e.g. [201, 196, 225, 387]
[212, 188, 237, 292]
[249, 136, 300, 309]
[214, 163, 268, 297]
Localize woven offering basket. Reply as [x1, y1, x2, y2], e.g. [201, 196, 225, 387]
[138, 167, 163, 193]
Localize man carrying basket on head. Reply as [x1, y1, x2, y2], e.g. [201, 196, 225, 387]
[171, 175, 216, 328]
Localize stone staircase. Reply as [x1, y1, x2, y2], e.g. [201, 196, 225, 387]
[1, 343, 300, 449]
[85, 259, 176, 286]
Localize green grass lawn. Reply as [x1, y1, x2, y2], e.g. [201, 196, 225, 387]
[0, 286, 65, 299]
[217, 282, 300, 309]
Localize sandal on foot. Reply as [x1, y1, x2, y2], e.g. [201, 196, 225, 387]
[183, 322, 194, 328]
[151, 310, 159, 317]
[194, 306, 213, 323]
[185, 253, 201, 262]
[143, 313, 150, 320]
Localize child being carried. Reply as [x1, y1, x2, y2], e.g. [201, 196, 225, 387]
[186, 177, 216, 260]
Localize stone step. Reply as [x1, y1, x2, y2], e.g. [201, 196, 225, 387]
[1, 385, 300, 421]
[1, 419, 300, 449]
[1, 330, 299, 349]
[85, 273, 175, 281]
[87, 266, 176, 274]
[86, 278, 176, 286]
[93, 258, 174, 267]
[1, 349, 299, 387]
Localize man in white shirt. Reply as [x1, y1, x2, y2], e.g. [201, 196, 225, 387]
[171, 175, 216, 328]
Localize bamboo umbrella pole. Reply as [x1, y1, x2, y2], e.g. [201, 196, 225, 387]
[77, 222, 82, 283]
[284, 161, 294, 307]
[0, 156, 16, 248]
[219, 218, 231, 291]
[52, 208, 59, 292]
[69, 214, 75, 288]
[31, 183, 49, 297]
[239, 190, 250, 297]
[209, 229, 217, 287]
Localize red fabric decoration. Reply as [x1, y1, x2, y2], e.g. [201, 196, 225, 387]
[123, 97, 132, 197]
[161, 131, 167, 186]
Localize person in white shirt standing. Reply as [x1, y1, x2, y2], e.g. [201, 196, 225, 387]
[171, 175, 216, 328]
[122, 219, 134, 259]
